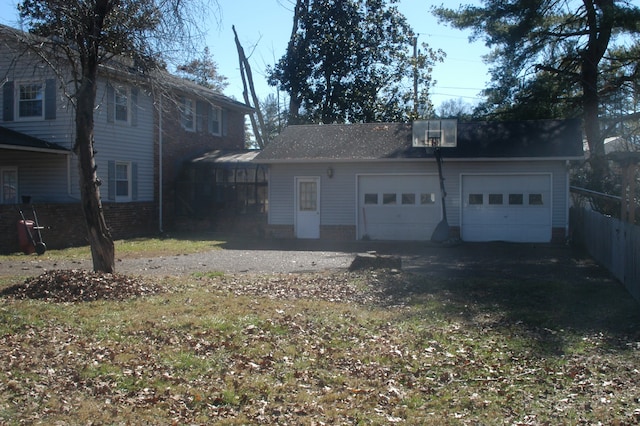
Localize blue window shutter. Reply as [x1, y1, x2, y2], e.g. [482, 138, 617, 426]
[44, 79, 56, 120]
[3, 80, 14, 122]
[131, 87, 138, 126]
[106, 84, 114, 123]
[131, 162, 138, 200]
[107, 160, 115, 200]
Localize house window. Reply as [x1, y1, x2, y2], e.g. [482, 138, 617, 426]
[401, 193, 416, 205]
[299, 181, 317, 211]
[114, 86, 129, 122]
[509, 193, 524, 205]
[364, 193, 378, 204]
[489, 194, 503, 205]
[115, 162, 131, 200]
[529, 193, 544, 205]
[209, 105, 221, 135]
[421, 193, 436, 204]
[469, 193, 484, 205]
[17, 82, 44, 119]
[181, 98, 195, 131]
[383, 193, 397, 205]
[1, 167, 18, 204]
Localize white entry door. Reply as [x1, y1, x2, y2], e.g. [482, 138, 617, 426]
[295, 177, 320, 239]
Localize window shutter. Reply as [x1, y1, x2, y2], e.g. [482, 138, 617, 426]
[106, 84, 114, 123]
[107, 160, 115, 200]
[131, 162, 138, 200]
[3, 80, 14, 122]
[44, 79, 56, 120]
[131, 87, 138, 126]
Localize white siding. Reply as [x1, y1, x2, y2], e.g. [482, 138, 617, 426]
[268, 160, 570, 234]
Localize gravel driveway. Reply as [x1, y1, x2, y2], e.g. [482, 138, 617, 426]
[0, 239, 609, 284]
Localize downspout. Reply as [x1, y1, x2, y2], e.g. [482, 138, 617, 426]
[565, 160, 570, 239]
[158, 96, 164, 233]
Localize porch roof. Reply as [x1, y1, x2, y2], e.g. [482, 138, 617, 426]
[0, 126, 70, 154]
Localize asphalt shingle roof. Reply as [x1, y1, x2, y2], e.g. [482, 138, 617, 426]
[255, 119, 584, 162]
[0, 126, 69, 154]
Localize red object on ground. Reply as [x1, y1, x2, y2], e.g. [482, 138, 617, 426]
[17, 220, 35, 254]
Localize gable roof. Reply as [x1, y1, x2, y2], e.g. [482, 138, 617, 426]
[255, 119, 584, 163]
[0, 126, 70, 154]
[0, 23, 253, 114]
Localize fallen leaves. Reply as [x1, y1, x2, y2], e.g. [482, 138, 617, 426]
[0, 269, 163, 302]
[1, 269, 640, 424]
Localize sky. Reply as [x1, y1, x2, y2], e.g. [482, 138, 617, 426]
[0, 0, 491, 111]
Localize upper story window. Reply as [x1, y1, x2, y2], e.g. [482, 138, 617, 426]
[3, 79, 56, 122]
[106, 83, 137, 125]
[114, 86, 129, 122]
[17, 82, 44, 119]
[209, 105, 221, 135]
[181, 98, 195, 131]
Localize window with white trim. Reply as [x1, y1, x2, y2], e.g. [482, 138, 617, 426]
[181, 98, 195, 131]
[115, 162, 131, 200]
[114, 86, 129, 122]
[209, 105, 221, 135]
[17, 82, 44, 119]
[1, 167, 18, 204]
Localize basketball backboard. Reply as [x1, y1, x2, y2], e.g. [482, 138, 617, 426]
[412, 119, 457, 148]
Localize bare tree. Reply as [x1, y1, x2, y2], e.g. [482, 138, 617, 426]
[16, 0, 217, 272]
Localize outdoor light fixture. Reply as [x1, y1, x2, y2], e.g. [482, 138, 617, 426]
[327, 167, 334, 178]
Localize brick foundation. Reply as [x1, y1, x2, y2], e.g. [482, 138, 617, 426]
[0, 202, 157, 254]
[320, 225, 356, 240]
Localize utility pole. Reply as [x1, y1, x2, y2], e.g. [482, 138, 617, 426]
[413, 35, 418, 117]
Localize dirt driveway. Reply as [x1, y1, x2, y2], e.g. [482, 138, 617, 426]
[0, 239, 611, 286]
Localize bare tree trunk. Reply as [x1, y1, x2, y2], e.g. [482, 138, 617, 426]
[581, 0, 614, 190]
[233, 25, 267, 149]
[75, 68, 115, 273]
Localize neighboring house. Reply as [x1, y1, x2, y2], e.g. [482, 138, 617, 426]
[254, 119, 584, 243]
[0, 24, 251, 253]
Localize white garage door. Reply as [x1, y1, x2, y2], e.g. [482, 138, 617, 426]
[461, 174, 552, 243]
[358, 175, 441, 240]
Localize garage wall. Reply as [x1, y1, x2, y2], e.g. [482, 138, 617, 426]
[267, 161, 441, 226]
[266, 159, 569, 238]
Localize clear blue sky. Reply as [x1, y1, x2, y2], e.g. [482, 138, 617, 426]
[0, 0, 490, 111]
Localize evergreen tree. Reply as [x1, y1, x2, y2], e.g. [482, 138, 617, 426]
[269, 0, 443, 124]
[434, 0, 640, 189]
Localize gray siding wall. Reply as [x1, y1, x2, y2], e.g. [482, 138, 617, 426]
[77, 80, 155, 202]
[0, 151, 71, 202]
[268, 159, 569, 230]
[1, 44, 155, 203]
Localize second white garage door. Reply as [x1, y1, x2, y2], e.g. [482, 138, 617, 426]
[358, 174, 441, 240]
[461, 174, 552, 243]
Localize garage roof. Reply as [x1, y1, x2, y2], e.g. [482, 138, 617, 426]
[255, 119, 584, 162]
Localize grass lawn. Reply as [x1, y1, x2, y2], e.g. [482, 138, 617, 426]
[1, 241, 640, 424]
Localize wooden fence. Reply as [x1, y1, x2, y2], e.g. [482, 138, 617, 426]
[571, 207, 640, 300]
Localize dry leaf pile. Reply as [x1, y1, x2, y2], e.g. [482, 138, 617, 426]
[0, 269, 163, 302]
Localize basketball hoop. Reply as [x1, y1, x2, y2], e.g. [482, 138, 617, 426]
[412, 119, 457, 148]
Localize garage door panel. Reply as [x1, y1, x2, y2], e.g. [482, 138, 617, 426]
[358, 175, 440, 241]
[462, 174, 552, 243]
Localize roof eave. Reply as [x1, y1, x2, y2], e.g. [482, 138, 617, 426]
[253, 155, 584, 164]
[0, 144, 70, 155]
